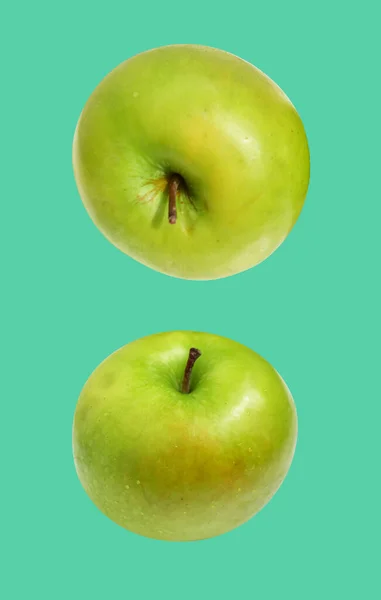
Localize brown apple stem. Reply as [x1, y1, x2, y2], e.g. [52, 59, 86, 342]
[168, 174, 182, 224]
[181, 348, 202, 394]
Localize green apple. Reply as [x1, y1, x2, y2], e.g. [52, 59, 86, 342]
[73, 44, 310, 280]
[73, 331, 297, 541]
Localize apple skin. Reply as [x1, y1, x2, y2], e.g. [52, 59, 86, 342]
[73, 331, 297, 541]
[73, 44, 310, 280]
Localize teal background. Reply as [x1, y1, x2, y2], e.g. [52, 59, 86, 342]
[2, 0, 380, 598]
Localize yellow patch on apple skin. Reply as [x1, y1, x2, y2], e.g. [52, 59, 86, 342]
[136, 177, 168, 204]
[135, 421, 250, 506]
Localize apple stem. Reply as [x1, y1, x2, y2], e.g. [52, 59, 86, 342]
[168, 174, 182, 224]
[181, 348, 202, 394]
